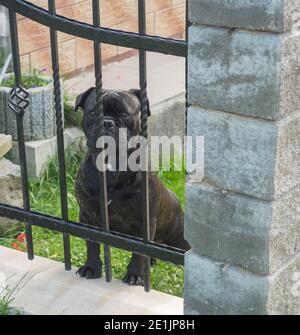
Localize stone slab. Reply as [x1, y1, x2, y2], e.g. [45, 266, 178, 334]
[185, 181, 300, 275]
[184, 251, 300, 315]
[0, 246, 183, 315]
[9, 127, 86, 180]
[0, 158, 23, 237]
[189, 0, 300, 33]
[0, 134, 12, 159]
[0, 157, 20, 179]
[188, 107, 300, 201]
[188, 26, 300, 120]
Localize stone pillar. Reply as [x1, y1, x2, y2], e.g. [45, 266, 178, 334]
[185, 0, 300, 315]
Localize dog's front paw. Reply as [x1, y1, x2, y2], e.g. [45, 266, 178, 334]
[77, 264, 102, 279]
[122, 272, 144, 286]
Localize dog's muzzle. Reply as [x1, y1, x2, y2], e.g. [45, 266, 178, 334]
[104, 118, 115, 130]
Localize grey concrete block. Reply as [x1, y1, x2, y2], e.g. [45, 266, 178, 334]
[280, 32, 300, 121]
[185, 182, 271, 274]
[188, 107, 300, 200]
[9, 127, 85, 179]
[188, 107, 277, 200]
[184, 182, 300, 275]
[189, 0, 300, 33]
[184, 251, 300, 315]
[271, 184, 300, 273]
[0, 75, 61, 141]
[275, 112, 300, 196]
[188, 26, 300, 120]
[184, 251, 268, 315]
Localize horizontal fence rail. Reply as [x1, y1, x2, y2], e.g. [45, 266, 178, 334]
[0, 203, 185, 265]
[0, 0, 187, 57]
[0, 0, 188, 292]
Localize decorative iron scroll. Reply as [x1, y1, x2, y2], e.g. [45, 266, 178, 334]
[8, 84, 29, 116]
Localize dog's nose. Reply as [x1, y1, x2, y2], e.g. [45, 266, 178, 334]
[104, 119, 115, 129]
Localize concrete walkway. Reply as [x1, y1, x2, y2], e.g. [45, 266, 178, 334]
[0, 246, 183, 315]
[65, 52, 186, 106]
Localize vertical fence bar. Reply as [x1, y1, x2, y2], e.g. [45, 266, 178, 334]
[184, 0, 189, 176]
[92, 0, 112, 283]
[138, 0, 151, 292]
[185, 0, 188, 136]
[48, 0, 71, 271]
[8, 10, 34, 260]
[185, 0, 190, 138]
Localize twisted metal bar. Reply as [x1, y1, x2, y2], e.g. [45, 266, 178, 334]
[52, 66, 64, 131]
[48, 0, 71, 271]
[93, 0, 112, 283]
[95, 77, 104, 137]
[95, 67, 113, 283]
[140, 81, 148, 139]
[8, 9, 34, 260]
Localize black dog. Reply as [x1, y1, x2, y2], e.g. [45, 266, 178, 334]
[74, 88, 190, 285]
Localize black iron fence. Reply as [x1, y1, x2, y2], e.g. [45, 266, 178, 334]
[0, 0, 188, 292]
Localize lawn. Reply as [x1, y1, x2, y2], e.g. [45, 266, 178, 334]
[0, 149, 185, 297]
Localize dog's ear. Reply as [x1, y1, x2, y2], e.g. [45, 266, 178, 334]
[74, 87, 95, 112]
[130, 89, 151, 117]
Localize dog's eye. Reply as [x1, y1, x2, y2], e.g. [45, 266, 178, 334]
[122, 111, 129, 117]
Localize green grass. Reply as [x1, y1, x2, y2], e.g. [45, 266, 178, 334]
[0, 150, 185, 297]
[0, 277, 23, 315]
[0, 297, 11, 315]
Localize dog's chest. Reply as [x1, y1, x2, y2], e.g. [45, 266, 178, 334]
[77, 188, 143, 237]
[108, 198, 142, 235]
[76, 163, 144, 236]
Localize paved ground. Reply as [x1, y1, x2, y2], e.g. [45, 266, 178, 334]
[65, 52, 186, 106]
[0, 246, 183, 315]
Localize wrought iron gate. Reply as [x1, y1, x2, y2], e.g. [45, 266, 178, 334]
[0, 0, 188, 292]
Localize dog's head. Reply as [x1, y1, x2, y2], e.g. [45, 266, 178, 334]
[74, 88, 150, 151]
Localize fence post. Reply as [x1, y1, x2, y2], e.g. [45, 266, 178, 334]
[185, 0, 300, 314]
